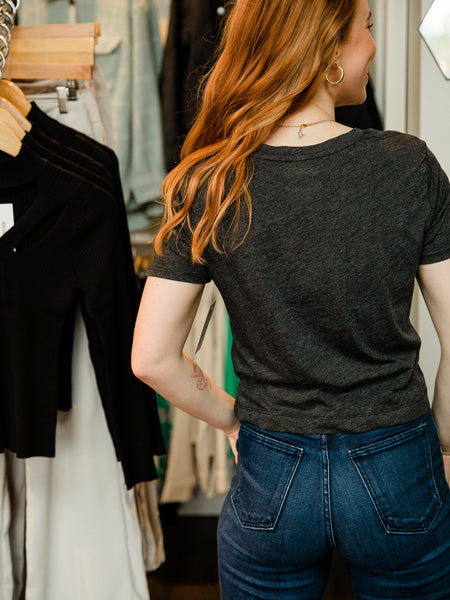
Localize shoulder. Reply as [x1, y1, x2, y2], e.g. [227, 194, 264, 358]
[358, 129, 430, 176]
[362, 128, 427, 159]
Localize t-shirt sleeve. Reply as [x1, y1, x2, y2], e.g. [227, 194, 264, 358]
[147, 222, 211, 283]
[419, 147, 450, 265]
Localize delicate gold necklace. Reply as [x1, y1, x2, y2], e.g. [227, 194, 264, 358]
[280, 119, 334, 139]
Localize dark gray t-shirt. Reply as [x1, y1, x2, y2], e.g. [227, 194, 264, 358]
[148, 129, 450, 434]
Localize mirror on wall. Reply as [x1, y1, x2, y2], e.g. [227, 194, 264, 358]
[419, 0, 450, 80]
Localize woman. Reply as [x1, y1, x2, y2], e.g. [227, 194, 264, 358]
[132, 0, 450, 597]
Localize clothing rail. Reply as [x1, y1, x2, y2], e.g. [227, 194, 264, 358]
[0, 0, 20, 79]
[2, 23, 101, 80]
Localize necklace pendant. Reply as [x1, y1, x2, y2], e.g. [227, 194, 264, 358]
[297, 124, 305, 138]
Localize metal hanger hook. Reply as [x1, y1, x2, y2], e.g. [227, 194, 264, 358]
[0, 0, 19, 17]
[0, 38, 9, 68]
[0, 33, 9, 49]
[0, 22, 12, 42]
[0, 33, 9, 50]
[0, 48, 6, 72]
[0, 10, 15, 28]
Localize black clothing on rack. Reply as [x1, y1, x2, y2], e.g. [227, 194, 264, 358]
[0, 128, 165, 489]
[161, 0, 227, 170]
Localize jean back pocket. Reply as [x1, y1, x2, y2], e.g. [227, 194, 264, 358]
[349, 422, 442, 534]
[231, 424, 303, 531]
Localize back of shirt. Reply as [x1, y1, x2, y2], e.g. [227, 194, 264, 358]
[148, 128, 450, 435]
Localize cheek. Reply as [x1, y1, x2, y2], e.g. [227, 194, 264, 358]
[336, 65, 369, 106]
[349, 31, 376, 64]
[368, 37, 377, 60]
[352, 39, 376, 74]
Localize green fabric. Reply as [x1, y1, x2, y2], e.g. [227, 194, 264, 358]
[225, 316, 239, 457]
[224, 316, 239, 397]
[155, 393, 171, 479]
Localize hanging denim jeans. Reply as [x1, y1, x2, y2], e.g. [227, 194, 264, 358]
[218, 409, 450, 600]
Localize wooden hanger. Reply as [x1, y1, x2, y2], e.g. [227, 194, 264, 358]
[0, 22, 100, 155]
[0, 79, 32, 115]
[2, 23, 101, 80]
[0, 96, 31, 131]
[0, 120, 21, 156]
[0, 106, 25, 140]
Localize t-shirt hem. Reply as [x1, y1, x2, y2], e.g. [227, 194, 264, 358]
[419, 248, 450, 265]
[146, 266, 211, 284]
[235, 397, 430, 435]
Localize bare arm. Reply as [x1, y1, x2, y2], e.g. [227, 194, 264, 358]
[131, 277, 240, 456]
[417, 258, 450, 483]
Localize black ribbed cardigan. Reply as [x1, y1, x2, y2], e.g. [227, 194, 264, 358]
[0, 140, 164, 489]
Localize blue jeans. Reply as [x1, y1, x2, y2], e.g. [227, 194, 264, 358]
[218, 411, 450, 599]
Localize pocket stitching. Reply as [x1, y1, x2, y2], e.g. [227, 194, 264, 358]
[349, 423, 442, 534]
[231, 428, 303, 531]
[231, 452, 302, 530]
[240, 424, 303, 457]
[348, 423, 426, 458]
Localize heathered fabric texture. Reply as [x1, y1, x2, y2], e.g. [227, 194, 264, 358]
[148, 129, 450, 434]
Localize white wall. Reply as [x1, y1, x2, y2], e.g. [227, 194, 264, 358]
[417, 0, 450, 395]
[369, 0, 409, 131]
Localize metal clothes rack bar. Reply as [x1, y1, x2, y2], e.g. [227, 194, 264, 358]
[0, 0, 20, 80]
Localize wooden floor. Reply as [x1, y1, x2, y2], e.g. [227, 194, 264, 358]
[147, 510, 354, 600]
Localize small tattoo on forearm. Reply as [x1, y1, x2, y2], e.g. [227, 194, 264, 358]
[190, 362, 209, 391]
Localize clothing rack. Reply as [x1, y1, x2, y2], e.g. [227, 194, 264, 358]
[2, 23, 101, 80]
[0, 0, 20, 78]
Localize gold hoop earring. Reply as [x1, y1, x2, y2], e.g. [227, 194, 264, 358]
[326, 64, 344, 85]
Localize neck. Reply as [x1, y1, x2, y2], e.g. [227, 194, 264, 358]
[282, 112, 334, 127]
[282, 88, 336, 127]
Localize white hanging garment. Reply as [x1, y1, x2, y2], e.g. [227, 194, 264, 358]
[22, 310, 150, 600]
[0, 454, 13, 600]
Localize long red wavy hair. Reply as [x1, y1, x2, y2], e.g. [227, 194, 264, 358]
[154, 0, 357, 263]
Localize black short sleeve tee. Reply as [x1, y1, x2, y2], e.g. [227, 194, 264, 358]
[148, 129, 450, 434]
[420, 146, 450, 264]
[149, 219, 211, 284]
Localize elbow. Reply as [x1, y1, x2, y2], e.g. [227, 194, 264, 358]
[131, 360, 149, 385]
[131, 346, 157, 385]
[131, 345, 172, 389]
[131, 354, 158, 386]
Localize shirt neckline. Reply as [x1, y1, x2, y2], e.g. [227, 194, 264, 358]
[254, 128, 365, 161]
